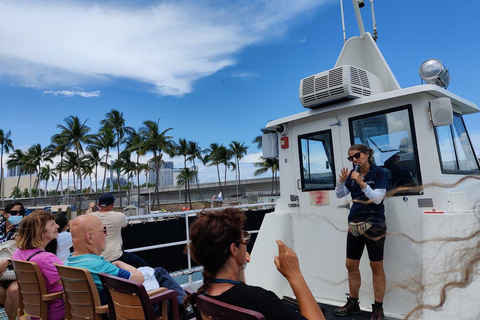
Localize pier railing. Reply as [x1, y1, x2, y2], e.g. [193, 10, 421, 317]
[124, 203, 276, 286]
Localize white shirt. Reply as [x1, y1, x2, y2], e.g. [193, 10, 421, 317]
[56, 231, 73, 263]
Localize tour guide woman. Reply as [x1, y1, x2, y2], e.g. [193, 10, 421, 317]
[12, 211, 65, 320]
[335, 144, 388, 320]
[187, 208, 324, 320]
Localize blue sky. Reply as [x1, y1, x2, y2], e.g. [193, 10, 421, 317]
[1, 0, 479, 186]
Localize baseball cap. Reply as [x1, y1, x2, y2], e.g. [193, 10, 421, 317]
[98, 193, 115, 206]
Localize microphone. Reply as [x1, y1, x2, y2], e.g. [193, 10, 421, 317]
[351, 165, 360, 188]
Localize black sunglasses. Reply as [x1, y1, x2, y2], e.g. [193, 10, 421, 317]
[8, 210, 25, 216]
[347, 152, 362, 162]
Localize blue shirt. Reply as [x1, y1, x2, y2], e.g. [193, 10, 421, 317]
[66, 253, 131, 304]
[345, 164, 388, 228]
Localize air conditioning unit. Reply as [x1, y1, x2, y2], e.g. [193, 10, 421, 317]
[299, 65, 386, 109]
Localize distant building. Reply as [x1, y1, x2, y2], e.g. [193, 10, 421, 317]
[106, 177, 128, 187]
[148, 161, 196, 187]
[7, 165, 29, 177]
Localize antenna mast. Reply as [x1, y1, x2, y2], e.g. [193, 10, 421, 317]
[340, 0, 347, 43]
[370, 0, 378, 40]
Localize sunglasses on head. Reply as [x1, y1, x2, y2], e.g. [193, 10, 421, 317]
[347, 152, 362, 162]
[8, 210, 25, 216]
[236, 231, 251, 246]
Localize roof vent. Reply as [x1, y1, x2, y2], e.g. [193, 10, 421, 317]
[299, 65, 386, 109]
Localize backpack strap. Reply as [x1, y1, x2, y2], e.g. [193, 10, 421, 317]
[26, 250, 44, 261]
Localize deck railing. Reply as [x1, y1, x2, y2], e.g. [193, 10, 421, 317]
[124, 203, 276, 285]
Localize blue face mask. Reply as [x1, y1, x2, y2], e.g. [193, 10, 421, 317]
[8, 215, 23, 226]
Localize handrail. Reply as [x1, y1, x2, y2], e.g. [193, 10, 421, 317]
[123, 202, 275, 286]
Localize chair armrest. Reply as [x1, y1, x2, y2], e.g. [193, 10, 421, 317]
[95, 305, 108, 314]
[42, 291, 64, 301]
[149, 289, 178, 305]
[147, 287, 167, 297]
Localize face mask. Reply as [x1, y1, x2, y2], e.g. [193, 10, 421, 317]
[8, 215, 23, 226]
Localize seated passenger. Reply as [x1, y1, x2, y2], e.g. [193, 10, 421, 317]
[187, 208, 325, 320]
[87, 192, 148, 268]
[45, 213, 73, 263]
[66, 215, 188, 315]
[11, 211, 65, 320]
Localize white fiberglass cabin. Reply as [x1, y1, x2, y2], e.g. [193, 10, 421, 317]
[247, 2, 480, 320]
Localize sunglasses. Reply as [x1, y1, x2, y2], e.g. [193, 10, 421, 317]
[237, 231, 251, 245]
[347, 152, 362, 162]
[86, 226, 108, 235]
[8, 210, 25, 216]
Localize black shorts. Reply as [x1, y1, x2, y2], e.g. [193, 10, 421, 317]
[346, 228, 386, 262]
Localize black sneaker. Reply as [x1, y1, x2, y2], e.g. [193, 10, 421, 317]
[333, 297, 361, 317]
[371, 304, 385, 320]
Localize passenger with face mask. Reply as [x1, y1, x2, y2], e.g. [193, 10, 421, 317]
[0, 201, 25, 320]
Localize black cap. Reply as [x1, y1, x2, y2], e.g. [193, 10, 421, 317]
[98, 193, 115, 206]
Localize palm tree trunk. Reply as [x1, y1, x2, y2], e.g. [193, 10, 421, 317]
[117, 142, 122, 208]
[192, 159, 203, 201]
[14, 175, 21, 200]
[102, 152, 109, 192]
[188, 181, 192, 208]
[271, 170, 274, 196]
[216, 164, 224, 195]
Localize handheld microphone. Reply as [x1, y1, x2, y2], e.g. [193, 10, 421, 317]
[351, 165, 360, 187]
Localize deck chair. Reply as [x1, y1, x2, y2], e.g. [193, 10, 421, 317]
[10, 259, 64, 320]
[98, 273, 180, 320]
[55, 264, 108, 320]
[192, 294, 265, 320]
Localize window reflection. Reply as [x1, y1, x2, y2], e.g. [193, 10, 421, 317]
[298, 130, 335, 191]
[350, 106, 421, 193]
[436, 113, 479, 173]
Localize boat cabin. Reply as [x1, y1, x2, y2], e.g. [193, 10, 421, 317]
[247, 4, 480, 319]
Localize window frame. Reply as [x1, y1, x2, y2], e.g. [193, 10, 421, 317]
[434, 112, 480, 174]
[297, 129, 336, 191]
[348, 104, 423, 195]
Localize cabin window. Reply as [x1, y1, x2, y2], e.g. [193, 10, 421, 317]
[298, 130, 335, 191]
[435, 113, 479, 174]
[349, 106, 422, 193]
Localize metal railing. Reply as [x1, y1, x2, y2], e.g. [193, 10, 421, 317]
[124, 203, 275, 285]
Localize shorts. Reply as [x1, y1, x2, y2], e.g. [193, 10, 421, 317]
[346, 228, 386, 262]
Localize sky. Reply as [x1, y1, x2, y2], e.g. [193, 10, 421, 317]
[1, 0, 479, 189]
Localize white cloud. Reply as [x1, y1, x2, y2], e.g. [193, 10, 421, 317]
[231, 72, 258, 78]
[42, 90, 101, 98]
[0, 0, 328, 96]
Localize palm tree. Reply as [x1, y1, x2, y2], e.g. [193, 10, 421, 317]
[140, 119, 173, 206]
[187, 141, 205, 201]
[114, 150, 136, 205]
[27, 143, 54, 189]
[174, 138, 189, 203]
[177, 167, 196, 208]
[0, 129, 14, 206]
[90, 126, 115, 192]
[51, 133, 69, 197]
[10, 186, 21, 198]
[85, 146, 102, 197]
[6, 149, 27, 200]
[216, 145, 234, 188]
[205, 143, 223, 195]
[126, 129, 148, 206]
[254, 157, 280, 196]
[229, 141, 248, 197]
[57, 116, 91, 209]
[39, 164, 56, 196]
[62, 151, 80, 203]
[100, 109, 133, 208]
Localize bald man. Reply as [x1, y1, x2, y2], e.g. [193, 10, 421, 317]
[66, 215, 187, 311]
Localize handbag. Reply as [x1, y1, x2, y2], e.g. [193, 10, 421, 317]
[0, 240, 17, 281]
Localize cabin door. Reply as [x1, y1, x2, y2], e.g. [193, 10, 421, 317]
[290, 116, 352, 302]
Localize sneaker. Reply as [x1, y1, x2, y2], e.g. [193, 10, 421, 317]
[333, 297, 361, 317]
[371, 304, 385, 320]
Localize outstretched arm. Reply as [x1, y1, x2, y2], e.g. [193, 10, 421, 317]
[274, 240, 324, 320]
[112, 260, 145, 283]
